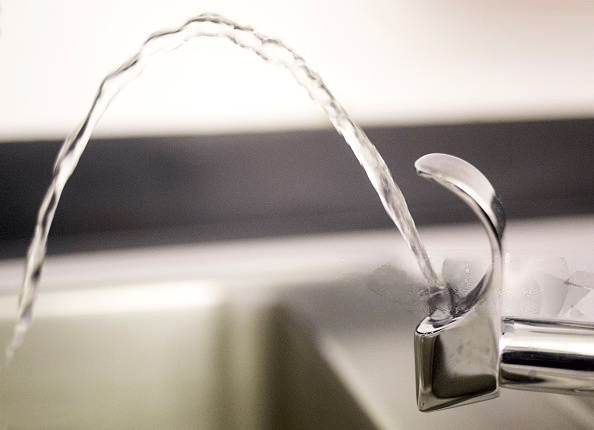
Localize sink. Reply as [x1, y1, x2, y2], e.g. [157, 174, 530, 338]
[0, 232, 388, 430]
[0, 216, 593, 429]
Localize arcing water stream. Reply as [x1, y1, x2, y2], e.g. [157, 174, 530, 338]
[4, 13, 442, 364]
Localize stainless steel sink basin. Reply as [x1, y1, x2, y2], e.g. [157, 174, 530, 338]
[0, 216, 593, 429]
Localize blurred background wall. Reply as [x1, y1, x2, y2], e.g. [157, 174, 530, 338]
[0, 0, 592, 257]
[1, 0, 593, 139]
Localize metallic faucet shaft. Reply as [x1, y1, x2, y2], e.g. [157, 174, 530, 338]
[501, 318, 594, 394]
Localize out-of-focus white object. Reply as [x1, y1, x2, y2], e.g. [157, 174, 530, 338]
[504, 256, 594, 322]
[560, 271, 594, 320]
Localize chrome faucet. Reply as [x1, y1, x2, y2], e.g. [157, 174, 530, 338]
[413, 153, 594, 412]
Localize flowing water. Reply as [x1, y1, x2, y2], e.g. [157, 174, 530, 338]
[4, 13, 443, 364]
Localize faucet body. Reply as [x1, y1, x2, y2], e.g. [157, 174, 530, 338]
[413, 153, 504, 411]
[413, 153, 594, 412]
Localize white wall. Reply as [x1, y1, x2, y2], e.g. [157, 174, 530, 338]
[0, 0, 593, 139]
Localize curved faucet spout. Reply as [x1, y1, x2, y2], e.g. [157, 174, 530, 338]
[415, 153, 505, 319]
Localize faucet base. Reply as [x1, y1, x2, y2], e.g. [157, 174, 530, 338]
[414, 298, 500, 412]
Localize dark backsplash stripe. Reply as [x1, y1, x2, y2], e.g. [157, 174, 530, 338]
[1, 118, 592, 257]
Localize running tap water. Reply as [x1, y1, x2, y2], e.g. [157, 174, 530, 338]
[4, 13, 442, 365]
